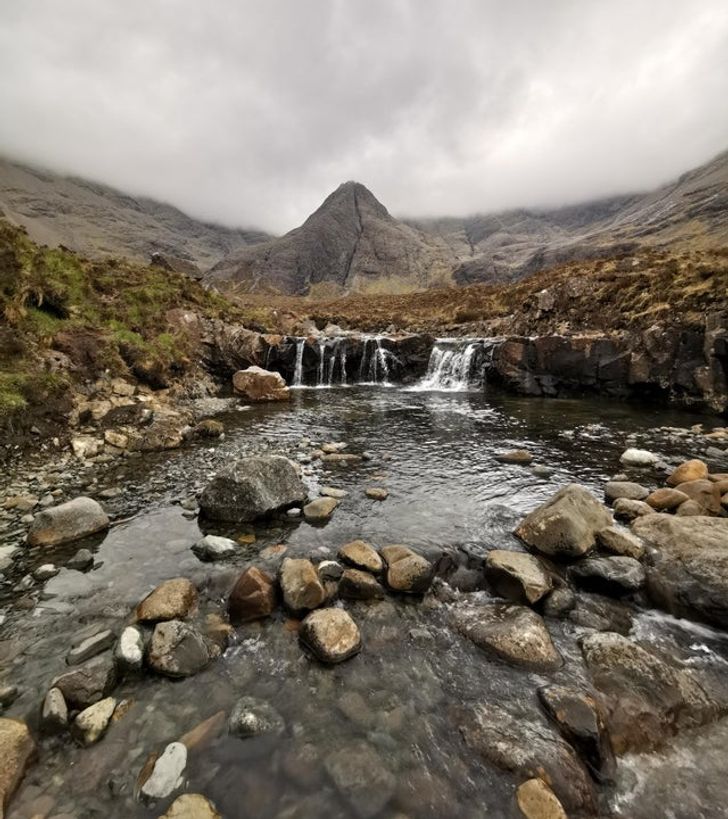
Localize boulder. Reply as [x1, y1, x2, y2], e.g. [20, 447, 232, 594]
[41, 687, 68, 734]
[646, 487, 690, 512]
[484, 550, 552, 605]
[324, 741, 396, 819]
[380, 545, 434, 593]
[147, 621, 213, 678]
[299, 608, 362, 664]
[633, 514, 728, 627]
[581, 631, 718, 753]
[199, 456, 306, 522]
[67, 548, 94, 570]
[52, 653, 117, 710]
[138, 741, 187, 802]
[136, 578, 198, 623]
[676, 499, 703, 516]
[537, 685, 616, 782]
[0, 718, 36, 816]
[194, 419, 224, 438]
[453, 603, 561, 670]
[613, 497, 654, 521]
[542, 587, 577, 618]
[303, 496, 338, 523]
[620, 448, 659, 466]
[280, 558, 325, 612]
[27, 496, 109, 547]
[604, 481, 649, 502]
[459, 703, 594, 812]
[232, 366, 290, 402]
[516, 778, 567, 819]
[227, 567, 277, 624]
[115, 626, 145, 672]
[72, 697, 116, 746]
[569, 556, 646, 596]
[338, 569, 385, 600]
[674, 479, 722, 515]
[160, 794, 221, 818]
[228, 697, 285, 738]
[667, 458, 709, 486]
[338, 540, 383, 574]
[191, 534, 237, 562]
[595, 526, 645, 559]
[514, 484, 613, 559]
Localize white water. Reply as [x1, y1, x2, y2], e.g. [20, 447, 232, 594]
[359, 335, 394, 385]
[291, 338, 305, 388]
[410, 339, 482, 392]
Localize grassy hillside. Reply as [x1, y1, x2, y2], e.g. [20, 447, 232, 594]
[226, 245, 728, 335]
[0, 219, 239, 427]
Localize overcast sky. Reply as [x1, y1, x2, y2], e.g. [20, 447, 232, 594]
[1, 0, 727, 233]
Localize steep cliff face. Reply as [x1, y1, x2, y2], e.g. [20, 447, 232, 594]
[207, 181, 456, 295]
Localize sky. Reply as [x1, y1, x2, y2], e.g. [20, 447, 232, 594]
[1, 0, 727, 234]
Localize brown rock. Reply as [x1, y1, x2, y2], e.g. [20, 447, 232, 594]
[136, 578, 198, 623]
[675, 480, 722, 515]
[484, 550, 553, 604]
[0, 718, 36, 815]
[178, 711, 226, 752]
[613, 497, 655, 521]
[646, 487, 690, 511]
[381, 545, 434, 593]
[227, 567, 276, 624]
[516, 778, 567, 819]
[338, 540, 383, 573]
[365, 487, 389, 501]
[147, 621, 213, 678]
[596, 526, 645, 559]
[303, 496, 338, 523]
[667, 459, 708, 487]
[232, 366, 290, 402]
[496, 449, 534, 465]
[676, 499, 703, 516]
[159, 794, 221, 819]
[339, 569, 385, 600]
[299, 608, 362, 663]
[27, 496, 109, 547]
[280, 558, 325, 611]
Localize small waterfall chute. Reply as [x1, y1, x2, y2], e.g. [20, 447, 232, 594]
[291, 338, 305, 387]
[358, 335, 394, 385]
[411, 338, 485, 392]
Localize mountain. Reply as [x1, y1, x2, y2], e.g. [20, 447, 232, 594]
[410, 149, 728, 284]
[207, 181, 456, 295]
[0, 157, 271, 270]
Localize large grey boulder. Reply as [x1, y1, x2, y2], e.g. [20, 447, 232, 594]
[633, 514, 728, 627]
[569, 556, 646, 596]
[27, 497, 109, 547]
[147, 620, 213, 678]
[199, 456, 306, 521]
[515, 484, 613, 558]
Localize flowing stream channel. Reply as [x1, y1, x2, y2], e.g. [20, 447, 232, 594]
[2, 383, 728, 818]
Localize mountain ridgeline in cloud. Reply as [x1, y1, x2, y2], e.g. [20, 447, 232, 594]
[1, 150, 727, 294]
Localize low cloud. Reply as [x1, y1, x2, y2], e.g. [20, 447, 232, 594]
[1, 0, 727, 232]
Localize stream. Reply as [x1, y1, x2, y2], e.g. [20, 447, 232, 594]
[2, 384, 728, 818]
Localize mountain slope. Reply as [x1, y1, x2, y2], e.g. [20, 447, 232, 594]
[207, 181, 456, 295]
[0, 157, 271, 269]
[411, 150, 728, 284]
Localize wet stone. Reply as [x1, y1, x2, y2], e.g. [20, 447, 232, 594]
[41, 687, 68, 734]
[72, 696, 116, 746]
[67, 548, 94, 571]
[324, 741, 396, 819]
[516, 778, 567, 819]
[0, 717, 36, 814]
[160, 794, 221, 819]
[299, 608, 362, 664]
[484, 549, 552, 605]
[228, 697, 285, 738]
[280, 558, 325, 612]
[191, 534, 236, 562]
[338, 568, 385, 600]
[147, 620, 213, 678]
[595, 525, 645, 559]
[138, 741, 187, 802]
[136, 578, 198, 623]
[115, 626, 145, 672]
[66, 628, 115, 665]
[52, 653, 117, 710]
[604, 481, 649, 502]
[381, 545, 434, 593]
[569, 556, 646, 596]
[338, 540, 383, 573]
[453, 603, 562, 670]
[303, 496, 338, 523]
[227, 566, 277, 624]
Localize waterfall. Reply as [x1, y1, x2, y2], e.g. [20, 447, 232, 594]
[359, 336, 392, 385]
[327, 338, 348, 386]
[318, 339, 326, 387]
[339, 342, 348, 385]
[292, 338, 305, 387]
[412, 339, 484, 391]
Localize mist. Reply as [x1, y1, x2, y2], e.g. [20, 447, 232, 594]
[1, 0, 727, 233]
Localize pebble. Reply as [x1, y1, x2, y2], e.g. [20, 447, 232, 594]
[73, 696, 116, 745]
[115, 626, 145, 672]
[139, 742, 188, 802]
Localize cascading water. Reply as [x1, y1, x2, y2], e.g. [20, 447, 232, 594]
[359, 335, 393, 385]
[317, 339, 326, 387]
[412, 338, 485, 391]
[292, 339, 305, 387]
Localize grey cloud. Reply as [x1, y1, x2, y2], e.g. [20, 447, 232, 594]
[1, 0, 727, 232]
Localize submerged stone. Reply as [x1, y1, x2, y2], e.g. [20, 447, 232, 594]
[27, 496, 109, 547]
[299, 608, 361, 664]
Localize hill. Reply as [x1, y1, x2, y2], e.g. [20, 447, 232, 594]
[0, 157, 271, 270]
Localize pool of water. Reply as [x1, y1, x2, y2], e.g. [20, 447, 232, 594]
[2, 386, 728, 818]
